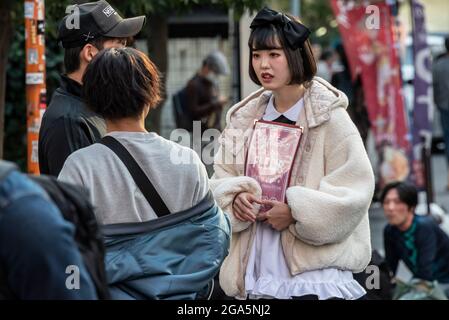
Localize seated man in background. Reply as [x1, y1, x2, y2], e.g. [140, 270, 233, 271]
[381, 181, 449, 289]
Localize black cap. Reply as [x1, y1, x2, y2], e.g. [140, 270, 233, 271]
[58, 0, 146, 49]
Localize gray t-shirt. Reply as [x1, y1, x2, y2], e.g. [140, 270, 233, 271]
[58, 131, 210, 225]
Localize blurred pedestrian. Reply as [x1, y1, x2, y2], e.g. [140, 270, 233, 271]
[182, 51, 230, 132]
[432, 36, 449, 189]
[316, 48, 336, 82]
[331, 44, 353, 103]
[311, 43, 322, 63]
[211, 7, 374, 300]
[332, 44, 370, 145]
[39, 0, 145, 176]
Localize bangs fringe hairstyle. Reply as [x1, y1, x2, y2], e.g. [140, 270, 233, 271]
[248, 14, 317, 86]
[82, 47, 161, 120]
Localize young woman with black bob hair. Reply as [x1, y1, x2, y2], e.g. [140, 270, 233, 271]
[211, 7, 375, 300]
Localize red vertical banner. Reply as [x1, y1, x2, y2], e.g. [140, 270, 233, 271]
[25, 0, 46, 174]
[331, 0, 411, 187]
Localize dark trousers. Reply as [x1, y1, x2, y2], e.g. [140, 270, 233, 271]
[439, 108, 449, 165]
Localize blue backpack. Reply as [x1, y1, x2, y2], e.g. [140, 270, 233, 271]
[99, 137, 230, 299]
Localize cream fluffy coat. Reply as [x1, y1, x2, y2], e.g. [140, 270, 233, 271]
[209, 77, 375, 299]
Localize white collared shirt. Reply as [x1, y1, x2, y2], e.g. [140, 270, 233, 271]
[262, 95, 303, 122]
[244, 94, 366, 300]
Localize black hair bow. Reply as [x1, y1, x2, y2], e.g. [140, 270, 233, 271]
[250, 7, 311, 50]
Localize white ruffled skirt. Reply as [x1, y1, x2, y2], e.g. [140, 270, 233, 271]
[244, 222, 366, 300]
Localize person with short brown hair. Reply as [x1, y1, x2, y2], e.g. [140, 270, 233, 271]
[59, 47, 210, 226]
[58, 48, 228, 299]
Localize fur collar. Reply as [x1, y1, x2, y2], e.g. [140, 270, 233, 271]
[225, 77, 349, 130]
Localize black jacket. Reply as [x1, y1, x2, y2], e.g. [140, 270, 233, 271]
[185, 74, 224, 131]
[384, 215, 449, 283]
[38, 75, 106, 176]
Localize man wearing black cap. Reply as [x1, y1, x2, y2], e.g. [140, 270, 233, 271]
[39, 0, 145, 176]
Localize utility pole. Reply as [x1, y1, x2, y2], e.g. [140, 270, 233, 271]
[24, 0, 46, 174]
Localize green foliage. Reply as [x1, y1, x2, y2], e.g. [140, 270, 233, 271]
[45, 1, 71, 39]
[4, 24, 26, 170]
[46, 0, 265, 20]
[268, 0, 339, 47]
[107, 0, 264, 18]
[301, 0, 339, 47]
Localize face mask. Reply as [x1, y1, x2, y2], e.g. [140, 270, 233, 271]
[205, 72, 219, 84]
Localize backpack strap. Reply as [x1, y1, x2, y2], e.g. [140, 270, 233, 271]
[99, 136, 171, 217]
